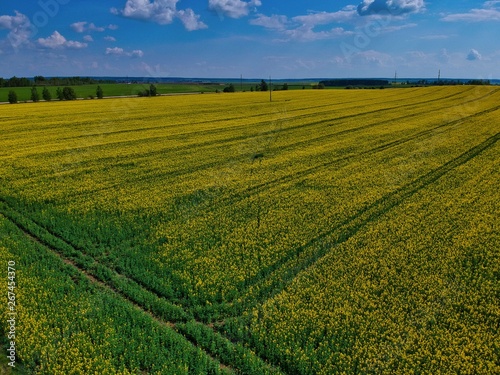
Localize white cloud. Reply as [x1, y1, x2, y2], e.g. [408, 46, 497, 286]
[177, 9, 208, 31]
[106, 46, 144, 58]
[131, 49, 144, 57]
[112, 0, 206, 30]
[441, 9, 500, 22]
[104, 36, 117, 42]
[282, 26, 353, 42]
[293, 9, 357, 26]
[441, 0, 500, 22]
[381, 23, 417, 32]
[88, 23, 106, 32]
[0, 11, 33, 47]
[71, 21, 114, 33]
[106, 46, 125, 55]
[251, 8, 356, 41]
[83, 35, 94, 42]
[65, 40, 88, 49]
[250, 14, 288, 30]
[38, 31, 88, 49]
[0, 11, 30, 29]
[209, 0, 262, 19]
[112, 0, 178, 24]
[467, 49, 482, 61]
[357, 0, 425, 16]
[71, 21, 87, 33]
[484, 1, 500, 8]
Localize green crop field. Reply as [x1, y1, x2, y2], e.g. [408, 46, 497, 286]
[0, 83, 226, 102]
[0, 87, 499, 374]
[0, 82, 319, 102]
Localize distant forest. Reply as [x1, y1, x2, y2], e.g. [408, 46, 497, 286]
[320, 79, 390, 87]
[319, 78, 491, 87]
[1, 76, 492, 88]
[0, 76, 115, 87]
[407, 79, 491, 86]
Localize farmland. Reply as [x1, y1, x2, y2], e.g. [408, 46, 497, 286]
[0, 83, 225, 102]
[1, 81, 315, 102]
[0, 86, 499, 374]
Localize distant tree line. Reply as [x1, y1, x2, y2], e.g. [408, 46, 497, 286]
[0, 76, 114, 87]
[410, 79, 491, 86]
[7, 85, 105, 103]
[320, 79, 390, 87]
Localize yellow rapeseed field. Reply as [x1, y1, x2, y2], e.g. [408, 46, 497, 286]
[0, 86, 498, 374]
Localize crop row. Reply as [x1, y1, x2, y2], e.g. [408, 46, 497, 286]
[1, 87, 498, 373]
[0, 213, 228, 374]
[1, 87, 499, 315]
[243, 136, 499, 374]
[0, 198, 282, 374]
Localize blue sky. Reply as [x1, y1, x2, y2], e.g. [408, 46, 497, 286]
[0, 0, 499, 78]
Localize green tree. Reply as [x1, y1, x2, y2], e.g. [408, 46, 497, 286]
[259, 79, 268, 91]
[31, 86, 40, 102]
[56, 87, 64, 101]
[96, 85, 104, 99]
[42, 87, 51, 101]
[223, 83, 235, 93]
[62, 87, 77, 100]
[282, 83, 289, 90]
[149, 84, 157, 97]
[8, 90, 17, 104]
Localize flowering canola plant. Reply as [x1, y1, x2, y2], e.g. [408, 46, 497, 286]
[0, 86, 498, 373]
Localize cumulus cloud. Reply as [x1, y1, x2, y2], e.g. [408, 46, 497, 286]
[111, 0, 205, 30]
[38, 31, 88, 49]
[209, 0, 262, 19]
[112, 0, 177, 24]
[106, 46, 125, 55]
[104, 36, 117, 42]
[106, 46, 144, 58]
[70, 21, 87, 33]
[71, 21, 115, 33]
[357, 0, 425, 16]
[0, 11, 33, 47]
[131, 49, 144, 57]
[83, 35, 94, 42]
[467, 49, 482, 61]
[251, 8, 357, 41]
[177, 9, 208, 31]
[88, 23, 105, 32]
[0, 12, 25, 29]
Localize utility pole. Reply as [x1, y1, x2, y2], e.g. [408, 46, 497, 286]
[394, 71, 397, 85]
[240, 74, 243, 92]
[438, 69, 441, 83]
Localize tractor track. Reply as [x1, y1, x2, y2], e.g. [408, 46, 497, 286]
[0, 199, 283, 375]
[236, 132, 500, 309]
